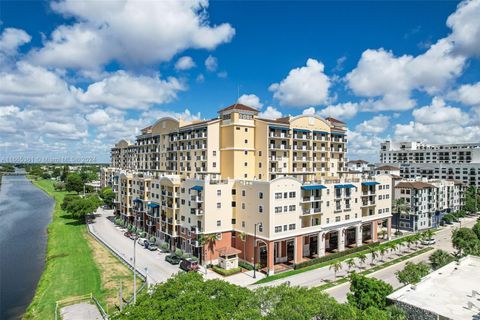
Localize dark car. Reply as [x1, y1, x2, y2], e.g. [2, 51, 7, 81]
[124, 231, 132, 238]
[180, 259, 199, 272]
[165, 255, 182, 265]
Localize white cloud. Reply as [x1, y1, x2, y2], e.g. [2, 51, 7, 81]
[258, 106, 282, 119]
[446, 0, 480, 56]
[394, 97, 480, 143]
[355, 115, 390, 134]
[29, 0, 235, 70]
[205, 55, 218, 72]
[217, 71, 228, 78]
[74, 71, 185, 110]
[302, 107, 316, 115]
[86, 109, 111, 125]
[175, 56, 196, 70]
[450, 82, 480, 106]
[196, 74, 205, 83]
[269, 59, 330, 107]
[237, 94, 263, 109]
[317, 102, 359, 120]
[347, 130, 385, 162]
[0, 28, 31, 56]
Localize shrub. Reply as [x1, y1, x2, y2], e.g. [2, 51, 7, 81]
[175, 248, 183, 257]
[239, 261, 254, 271]
[294, 242, 380, 270]
[160, 243, 169, 252]
[212, 265, 242, 276]
[149, 236, 156, 243]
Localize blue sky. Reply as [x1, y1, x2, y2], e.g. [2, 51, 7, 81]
[0, 0, 479, 163]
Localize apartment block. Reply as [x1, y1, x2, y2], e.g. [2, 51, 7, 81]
[106, 104, 393, 274]
[380, 141, 480, 187]
[392, 178, 465, 232]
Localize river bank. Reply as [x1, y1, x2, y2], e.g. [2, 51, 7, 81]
[0, 175, 54, 319]
[24, 178, 135, 319]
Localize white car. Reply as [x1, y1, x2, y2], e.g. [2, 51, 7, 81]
[137, 238, 148, 246]
[421, 238, 436, 245]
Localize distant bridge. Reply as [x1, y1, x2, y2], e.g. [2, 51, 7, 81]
[1, 172, 26, 176]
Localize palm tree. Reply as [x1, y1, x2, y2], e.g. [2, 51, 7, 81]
[329, 261, 343, 278]
[357, 253, 367, 269]
[393, 198, 410, 235]
[369, 247, 378, 265]
[379, 229, 388, 240]
[199, 233, 217, 266]
[424, 229, 434, 241]
[345, 258, 356, 272]
[389, 243, 398, 257]
[406, 238, 414, 252]
[379, 247, 388, 262]
[238, 232, 247, 260]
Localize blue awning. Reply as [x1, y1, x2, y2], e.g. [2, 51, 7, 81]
[133, 198, 142, 203]
[313, 130, 329, 134]
[147, 202, 160, 208]
[331, 132, 346, 136]
[301, 185, 327, 191]
[293, 129, 311, 133]
[269, 125, 290, 131]
[335, 184, 357, 189]
[361, 182, 380, 186]
[190, 185, 203, 191]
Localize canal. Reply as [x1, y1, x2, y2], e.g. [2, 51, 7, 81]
[0, 174, 54, 319]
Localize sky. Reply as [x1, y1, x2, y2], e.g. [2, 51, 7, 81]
[0, 0, 479, 164]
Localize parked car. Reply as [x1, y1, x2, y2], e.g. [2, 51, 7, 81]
[137, 237, 148, 246]
[421, 238, 436, 245]
[128, 233, 137, 240]
[123, 231, 132, 238]
[180, 258, 199, 272]
[146, 244, 158, 251]
[165, 255, 182, 265]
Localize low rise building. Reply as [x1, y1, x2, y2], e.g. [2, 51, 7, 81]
[388, 255, 480, 320]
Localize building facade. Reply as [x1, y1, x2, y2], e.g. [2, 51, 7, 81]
[105, 104, 393, 274]
[392, 179, 465, 232]
[380, 141, 480, 187]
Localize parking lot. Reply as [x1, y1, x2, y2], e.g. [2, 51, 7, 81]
[88, 208, 264, 286]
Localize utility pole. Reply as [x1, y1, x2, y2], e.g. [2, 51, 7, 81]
[119, 280, 123, 311]
[133, 236, 137, 304]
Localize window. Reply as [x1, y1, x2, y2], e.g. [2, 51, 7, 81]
[244, 150, 248, 155]
[259, 206, 263, 213]
[245, 128, 248, 132]
[213, 162, 216, 168]
[242, 221, 246, 228]
[289, 224, 296, 230]
[259, 162, 262, 168]
[289, 191, 296, 198]
[335, 216, 341, 222]
[259, 151, 262, 156]
[284, 206, 288, 212]
[275, 206, 282, 213]
[275, 192, 282, 199]
[232, 189, 236, 195]
[236, 127, 240, 130]
[289, 205, 296, 211]
[259, 192, 263, 199]
[284, 192, 288, 198]
[242, 190, 246, 196]
[275, 226, 282, 233]
[242, 203, 245, 209]
[244, 162, 248, 167]
[345, 215, 350, 220]
[232, 201, 236, 207]
[217, 202, 221, 208]
[217, 190, 221, 196]
[217, 220, 221, 226]
[283, 225, 288, 231]
[245, 139, 248, 144]
[232, 218, 236, 224]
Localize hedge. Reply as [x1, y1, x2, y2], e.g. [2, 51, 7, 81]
[212, 265, 242, 276]
[239, 261, 254, 271]
[294, 242, 380, 270]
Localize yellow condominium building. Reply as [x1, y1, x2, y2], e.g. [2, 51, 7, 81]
[103, 103, 392, 275]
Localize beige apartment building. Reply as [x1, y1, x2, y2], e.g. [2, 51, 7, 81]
[103, 104, 393, 274]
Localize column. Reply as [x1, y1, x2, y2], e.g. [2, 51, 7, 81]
[267, 241, 275, 275]
[372, 221, 378, 242]
[356, 224, 362, 247]
[338, 229, 345, 252]
[318, 232, 325, 257]
[294, 236, 303, 264]
[387, 217, 392, 240]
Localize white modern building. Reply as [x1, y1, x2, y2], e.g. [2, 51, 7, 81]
[380, 141, 480, 187]
[388, 255, 480, 320]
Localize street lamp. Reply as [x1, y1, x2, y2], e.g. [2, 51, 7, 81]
[253, 222, 263, 279]
[132, 234, 137, 304]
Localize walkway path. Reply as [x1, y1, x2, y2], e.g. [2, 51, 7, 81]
[60, 303, 102, 320]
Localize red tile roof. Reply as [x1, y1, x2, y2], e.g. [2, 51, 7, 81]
[376, 165, 400, 171]
[216, 246, 242, 256]
[218, 103, 259, 113]
[326, 117, 345, 124]
[395, 181, 436, 189]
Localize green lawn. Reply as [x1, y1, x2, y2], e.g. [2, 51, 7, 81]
[24, 179, 103, 319]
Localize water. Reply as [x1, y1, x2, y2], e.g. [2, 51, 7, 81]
[0, 173, 54, 319]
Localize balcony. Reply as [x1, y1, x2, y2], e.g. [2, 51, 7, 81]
[270, 144, 289, 150]
[361, 200, 376, 207]
[269, 132, 290, 139]
[191, 195, 203, 202]
[303, 207, 321, 215]
[191, 226, 202, 233]
[192, 208, 204, 216]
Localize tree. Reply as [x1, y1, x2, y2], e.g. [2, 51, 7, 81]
[347, 273, 393, 310]
[369, 247, 378, 265]
[52, 167, 62, 178]
[379, 247, 388, 262]
[428, 249, 455, 270]
[464, 186, 480, 214]
[346, 258, 356, 272]
[53, 181, 65, 191]
[393, 199, 409, 234]
[62, 195, 102, 220]
[357, 253, 367, 268]
[472, 222, 480, 240]
[60, 165, 69, 182]
[65, 173, 84, 194]
[200, 233, 217, 266]
[100, 187, 115, 207]
[329, 261, 343, 278]
[395, 262, 430, 285]
[451, 227, 480, 256]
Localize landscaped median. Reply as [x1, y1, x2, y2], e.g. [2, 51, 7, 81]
[255, 233, 435, 285]
[24, 178, 135, 319]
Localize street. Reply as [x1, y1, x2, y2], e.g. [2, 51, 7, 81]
[324, 216, 478, 302]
